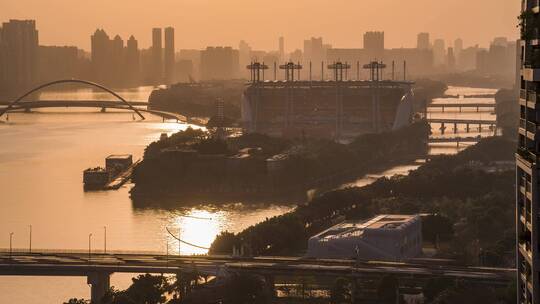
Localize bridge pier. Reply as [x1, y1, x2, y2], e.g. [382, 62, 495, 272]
[453, 123, 458, 134]
[100, 107, 106, 113]
[264, 275, 276, 301]
[87, 271, 111, 304]
[466, 124, 470, 133]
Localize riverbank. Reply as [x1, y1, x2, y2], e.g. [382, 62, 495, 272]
[210, 136, 516, 267]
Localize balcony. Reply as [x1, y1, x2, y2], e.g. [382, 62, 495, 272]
[521, 89, 528, 100]
[522, 67, 540, 81]
[516, 148, 536, 169]
[527, 120, 537, 133]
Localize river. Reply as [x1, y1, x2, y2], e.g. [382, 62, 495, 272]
[0, 85, 497, 303]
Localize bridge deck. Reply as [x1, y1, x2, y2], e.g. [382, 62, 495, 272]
[0, 251, 515, 283]
[427, 118, 497, 124]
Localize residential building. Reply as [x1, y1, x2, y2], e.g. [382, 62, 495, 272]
[164, 27, 175, 84]
[517, 1, 540, 303]
[432, 39, 446, 66]
[0, 19, 39, 95]
[200, 46, 239, 80]
[417, 32, 430, 50]
[152, 28, 163, 84]
[364, 31, 385, 59]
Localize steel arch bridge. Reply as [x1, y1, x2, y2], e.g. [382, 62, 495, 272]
[0, 79, 146, 120]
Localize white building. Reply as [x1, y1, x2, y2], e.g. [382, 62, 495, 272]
[306, 214, 422, 260]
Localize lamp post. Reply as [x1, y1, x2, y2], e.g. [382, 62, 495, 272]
[88, 233, 92, 263]
[28, 225, 32, 253]
[9, 232, 14, 260]
[103, 226, 107, 254]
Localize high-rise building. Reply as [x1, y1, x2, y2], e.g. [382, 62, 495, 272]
[279, 36, 285, 61]
[164, 27, 175, 84]
[517, 2, 540, 303]
[152, 28, 163, 84]
[91, 29, 112, 84]
[454, 38, 463, 59]
[417, 32, 430, 50]
[0, 19, 39, 94]
[200, 46, 239, 80]
[447, 47, 455, 70]
[363, 31, 384, 59]
[126, 35, 140, 86]
[432, 39, 446, 66]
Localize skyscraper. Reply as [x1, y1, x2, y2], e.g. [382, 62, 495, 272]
[126, 35, 140, 86]
[200, 46, 239, 80]
[152, 28, 163, 84]
[517, 1, 540, 303]
[0, 19, 39, 94]
[91, 29, 111, 84]
[432, 39, 446, 66]
[363, 31, 384, 59]
[279, 36, 285, 61]
[454, 38, 463, 58]
[417, 32, 430, 50]
[164, 27, 175, 84]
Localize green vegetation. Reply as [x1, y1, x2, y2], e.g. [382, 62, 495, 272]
[210, 136, 516, 267]
[131, 122, 430, 204]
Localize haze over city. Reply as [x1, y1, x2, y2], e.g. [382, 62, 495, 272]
[3, 0, 520, 50]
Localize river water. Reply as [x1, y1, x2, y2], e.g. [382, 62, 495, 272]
[0, 85, 497, 303]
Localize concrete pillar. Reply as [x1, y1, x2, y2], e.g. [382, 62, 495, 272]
[87, 272, 111, 304]
[453, 123, 458, 134]
[440, 123, 445, 135]
[264, 275, 276, 302]
[466, 124, 470, 133]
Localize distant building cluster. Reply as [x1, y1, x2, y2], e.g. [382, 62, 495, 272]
[0, 18, 519, 97]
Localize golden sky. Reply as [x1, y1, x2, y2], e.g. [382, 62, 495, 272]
[2, 0, 520, 51]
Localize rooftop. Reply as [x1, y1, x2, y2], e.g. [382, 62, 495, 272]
[314, 214, 419, 241]
[106, 154, 132, 160]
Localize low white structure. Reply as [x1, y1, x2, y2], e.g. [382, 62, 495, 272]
[306, 214, 422, 260]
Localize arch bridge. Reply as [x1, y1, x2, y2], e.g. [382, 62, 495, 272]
[0, 79, 185, 122]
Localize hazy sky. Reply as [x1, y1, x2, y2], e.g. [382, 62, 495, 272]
[2, 0, 520, 52]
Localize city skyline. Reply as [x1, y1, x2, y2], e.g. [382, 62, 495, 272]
[3, 0, 520, 51]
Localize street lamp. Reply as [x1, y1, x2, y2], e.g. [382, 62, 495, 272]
[9, 232, 14, 260]
[28, 225, 32, 254]
[103, 226, 107, 254]
[88, 233, 93, 263]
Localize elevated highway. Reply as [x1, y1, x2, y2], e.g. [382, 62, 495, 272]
[0, 250, 515, 303]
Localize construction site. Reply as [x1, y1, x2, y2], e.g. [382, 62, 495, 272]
[242, 61, 415, 140]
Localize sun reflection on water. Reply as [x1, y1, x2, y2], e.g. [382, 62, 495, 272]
[170, 209, 221, 255]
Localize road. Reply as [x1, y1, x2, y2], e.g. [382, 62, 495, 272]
[0, 250, 515, 284]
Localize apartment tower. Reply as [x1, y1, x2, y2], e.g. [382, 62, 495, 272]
[517, 0, 540, 303]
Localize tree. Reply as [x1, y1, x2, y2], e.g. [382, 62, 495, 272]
[431, 281, 498, 304]
[377, 275, 398, 304]
[125, 274, 169, 304]
[423, 278, 454, 303]
[221, 274, 270, 304]
[63, 299, 89, 304]
[330, 277, 351, 304]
